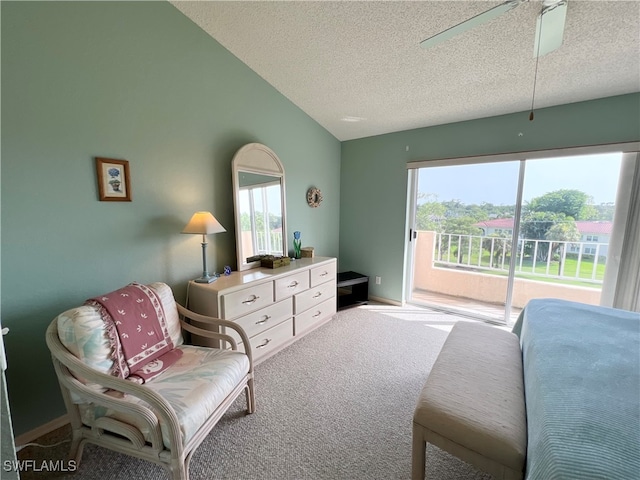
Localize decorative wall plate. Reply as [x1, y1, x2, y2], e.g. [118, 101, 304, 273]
[307, 187, 323, 207]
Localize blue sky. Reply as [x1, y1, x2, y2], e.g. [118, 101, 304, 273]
[417, 152, 623, 205]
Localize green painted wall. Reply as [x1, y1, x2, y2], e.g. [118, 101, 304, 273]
[1, 1, 340, 435]
[340, 94, 640, 302]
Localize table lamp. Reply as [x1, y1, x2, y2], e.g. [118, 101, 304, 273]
[182, 211, 226, 283]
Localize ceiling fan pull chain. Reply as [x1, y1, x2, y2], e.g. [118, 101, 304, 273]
[530, 4, 546, 121]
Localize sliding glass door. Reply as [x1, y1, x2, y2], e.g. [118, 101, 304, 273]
[408, 161, 520, 322]
[510, 153, 622, 314]
[406, 151, 625, 324]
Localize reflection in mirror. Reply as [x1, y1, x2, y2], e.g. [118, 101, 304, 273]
[232, 143, 287, 271]
[238, 172, 283, 260]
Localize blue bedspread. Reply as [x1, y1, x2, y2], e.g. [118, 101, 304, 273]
[513, 299, 640, 480]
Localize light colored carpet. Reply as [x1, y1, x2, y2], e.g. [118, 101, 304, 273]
[19, 305, 494, 480]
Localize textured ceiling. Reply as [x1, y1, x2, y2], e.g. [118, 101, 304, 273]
[172, 1, 640, 141]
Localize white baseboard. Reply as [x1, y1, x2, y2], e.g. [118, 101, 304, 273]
[368, 295, 403, 306]
[14, 414, 69, 446]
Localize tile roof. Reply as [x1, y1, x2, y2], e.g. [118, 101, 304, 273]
[575, 221, 612, 235]
[474, 218, 514, 229]
[474, 218, 612, 235]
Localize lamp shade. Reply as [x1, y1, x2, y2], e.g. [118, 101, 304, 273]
[181, 212, 226, 235]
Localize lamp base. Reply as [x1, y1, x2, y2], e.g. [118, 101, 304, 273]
[195, 275, 218, 284]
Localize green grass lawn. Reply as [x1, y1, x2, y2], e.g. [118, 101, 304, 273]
[435, 247, 605, 289]
[518, 256, 605, 280]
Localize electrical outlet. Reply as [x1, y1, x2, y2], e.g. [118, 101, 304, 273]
[375, 276, 382, 285]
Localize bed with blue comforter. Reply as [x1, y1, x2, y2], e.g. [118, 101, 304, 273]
[512, 299, 640, 479]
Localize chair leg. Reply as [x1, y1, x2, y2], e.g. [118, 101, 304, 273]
[245, 378, 256, 414]
[412, 423, 427, 480]
[68, 431, 86, 465]
[169, 460, 188, 480]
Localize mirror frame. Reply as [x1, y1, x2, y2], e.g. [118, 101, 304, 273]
[232, 143, 288, 271]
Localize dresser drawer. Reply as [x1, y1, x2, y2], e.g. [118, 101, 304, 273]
[295, 297, 337, 335]
[226, 298, 293, 344]
[310, 262, 337, 287]
[221, 282, 274, 319]
[249, 318, 294, 363]
[274, 271, 309, 302]
[294, 281, 335, 315]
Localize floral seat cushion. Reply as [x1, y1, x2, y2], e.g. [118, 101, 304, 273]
[80, 345, 249, 448]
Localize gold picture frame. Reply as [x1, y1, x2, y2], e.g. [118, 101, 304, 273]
[96, 157, 131, 202]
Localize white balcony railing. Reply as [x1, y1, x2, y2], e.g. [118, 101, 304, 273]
[433, 233, 608, 284]
[255, 231, 283, 256]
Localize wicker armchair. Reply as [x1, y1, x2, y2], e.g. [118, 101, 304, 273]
[45, 282, 255, 480]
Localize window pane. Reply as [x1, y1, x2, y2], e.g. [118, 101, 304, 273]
[411, 161, 520, 323]
[513, 152, 622, 309]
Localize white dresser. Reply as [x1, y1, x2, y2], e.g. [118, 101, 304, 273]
[186, 257, 337, 364]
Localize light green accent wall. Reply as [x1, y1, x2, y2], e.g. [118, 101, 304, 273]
[1, 1, 340, 435]
[340, 94, 640, 302]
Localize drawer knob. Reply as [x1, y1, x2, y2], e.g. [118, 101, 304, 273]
[313, 292, 322, 298]
[255, 315, 271, 325]
[256, 338, 271, 349]
[288, 281, 299, 288]
[242, 295, 260, 305]
[320, 271, 328, 277]
[313, 311, 322, 318]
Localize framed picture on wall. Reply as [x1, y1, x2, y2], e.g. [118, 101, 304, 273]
[95, 157, 131, 201]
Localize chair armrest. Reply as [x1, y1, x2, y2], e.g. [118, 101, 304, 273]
[176, 304, 254, 369]
[179, 320, 239, 350]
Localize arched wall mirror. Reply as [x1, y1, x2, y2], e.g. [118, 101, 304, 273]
[232, 143, 288, 271]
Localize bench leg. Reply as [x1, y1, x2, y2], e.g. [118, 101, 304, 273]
[412, 422, 427, 480]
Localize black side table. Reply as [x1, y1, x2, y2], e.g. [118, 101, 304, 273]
[337, 271, 369, 310]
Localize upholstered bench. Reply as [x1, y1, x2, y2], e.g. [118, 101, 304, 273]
[412, 321, 527, 480]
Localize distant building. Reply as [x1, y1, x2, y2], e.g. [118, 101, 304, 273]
[572, 221, 612, 256]
[474, 218, 612, 257]
[474, 218, 514, 237]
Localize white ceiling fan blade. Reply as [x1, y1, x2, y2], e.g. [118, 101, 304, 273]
[420, 0, 526, 49]
[533, 0, 568, 57]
